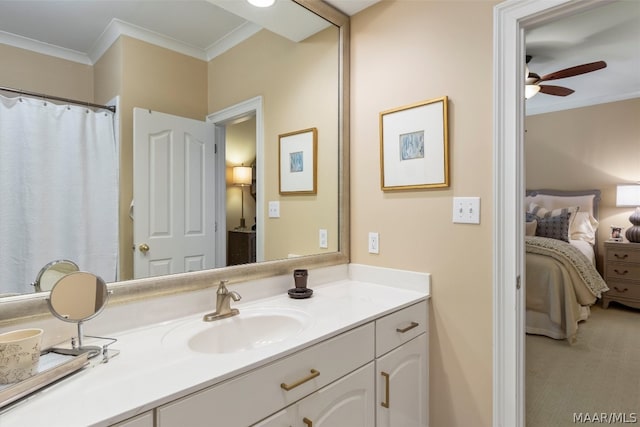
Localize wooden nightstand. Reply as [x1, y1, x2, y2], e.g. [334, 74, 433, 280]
[602, 241, 640, 309]
[227, 230, 256, 266]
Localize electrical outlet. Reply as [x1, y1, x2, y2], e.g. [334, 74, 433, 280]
[453, 197, 481, 224]
[319, 229, 328, 248]
[268, 201, 280, 218]
[368, 232, 379, 254]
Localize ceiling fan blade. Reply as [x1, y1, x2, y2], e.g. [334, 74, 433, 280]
[539, 85, 575, 96]
[538, 61, 607, 82]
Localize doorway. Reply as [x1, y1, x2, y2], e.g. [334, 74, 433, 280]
[208, 96, 265, 265]
[492, 1, 608, 426]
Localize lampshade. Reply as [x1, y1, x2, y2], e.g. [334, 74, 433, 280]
[247, 0, 275, 7]
[232, 166, 252, 186]
[616, 184, 640, 207]
[525, 84, 541, 99]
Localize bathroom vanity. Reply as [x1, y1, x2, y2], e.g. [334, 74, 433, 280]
[0, 265, 430, 427]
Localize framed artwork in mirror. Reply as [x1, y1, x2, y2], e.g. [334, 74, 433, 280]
[379, 96, 449, 191]
[279, 127, 317, 194]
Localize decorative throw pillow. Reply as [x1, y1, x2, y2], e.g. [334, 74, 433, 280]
[528, 203, 579, 226]
[526, 219, 537, 236]
[534, 211, 572, 242]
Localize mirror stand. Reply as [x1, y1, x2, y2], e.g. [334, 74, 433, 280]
[45, 271, 119, 361]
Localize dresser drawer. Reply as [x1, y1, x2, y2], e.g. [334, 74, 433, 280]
[376, 300, 427, 357]
[606, 263, 640, 282]
[157, 323, 375, 427]
[606, 247, 640, 264]
[604, 282, 640, 300]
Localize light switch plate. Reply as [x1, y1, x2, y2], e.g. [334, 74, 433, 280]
[453, 197, 481, 224]
[368, 232, 379, 254]
[268, 201, 280, 218]
[319, 229, 328, 248]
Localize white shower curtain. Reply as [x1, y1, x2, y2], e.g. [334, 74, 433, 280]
[0, 94, 118, 295]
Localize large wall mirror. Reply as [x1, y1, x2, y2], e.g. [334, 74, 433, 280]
[0, 0, 349, 321]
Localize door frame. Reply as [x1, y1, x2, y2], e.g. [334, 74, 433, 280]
[493, 0, 607, 425]
[207, 96, 264, 267]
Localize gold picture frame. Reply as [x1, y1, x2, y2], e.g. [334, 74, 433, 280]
[379, 96, 449, 191]
[279, 127, 318, 194]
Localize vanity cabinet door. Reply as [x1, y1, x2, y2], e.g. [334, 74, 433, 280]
[254, 363, 375, 427]
[376, 333, 428, 427]
[297, 362, 375, 427]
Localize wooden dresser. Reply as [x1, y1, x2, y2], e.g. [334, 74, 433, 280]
[227, 230, 256, 266]
[602, 241, 640, 309]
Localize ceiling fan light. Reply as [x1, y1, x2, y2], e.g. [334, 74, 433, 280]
[247, 0, 276, 7]
[525, 84, 541, 99]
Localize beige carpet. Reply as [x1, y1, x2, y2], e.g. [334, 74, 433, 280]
[526, 304, 640, 427]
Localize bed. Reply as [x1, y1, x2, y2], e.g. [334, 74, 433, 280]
[525, 189, 609, 344]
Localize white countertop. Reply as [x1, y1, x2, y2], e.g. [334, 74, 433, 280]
[0, 272, 429, 427]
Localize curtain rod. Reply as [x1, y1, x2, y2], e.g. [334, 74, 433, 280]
[0, 86, 116, 113]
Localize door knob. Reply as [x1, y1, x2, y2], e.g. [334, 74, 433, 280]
[139, 243, 150, 253]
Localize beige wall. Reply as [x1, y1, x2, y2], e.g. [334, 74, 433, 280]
[208, 28, 340, 260]
[0, 44, 93, 101]
[350, 2, 496, 426]
[526, 98, 640, 266]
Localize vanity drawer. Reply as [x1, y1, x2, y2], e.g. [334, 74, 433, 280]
[375, 300, 427, 357]
[156, 322, 375, 427]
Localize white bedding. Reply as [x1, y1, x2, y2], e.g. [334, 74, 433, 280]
[526, 238, 604, 342]
[524, 190, 605, 343]
[569, 239, 596, 266]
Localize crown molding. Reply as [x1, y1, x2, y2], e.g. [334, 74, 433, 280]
[2, 18, 262, 66]
[205, 21, 262, 61]
[0, 30, 91, 65]
[526, 91, 640, 116]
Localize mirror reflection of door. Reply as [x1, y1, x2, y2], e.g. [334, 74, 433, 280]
[133, 108, 217, 279]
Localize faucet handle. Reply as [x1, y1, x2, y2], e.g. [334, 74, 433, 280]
[217, 280, 230, 294]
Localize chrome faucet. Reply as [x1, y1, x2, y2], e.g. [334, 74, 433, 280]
[203, 280, 241, 322]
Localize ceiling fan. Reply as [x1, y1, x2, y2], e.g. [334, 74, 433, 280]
[525, 55, 607, 99]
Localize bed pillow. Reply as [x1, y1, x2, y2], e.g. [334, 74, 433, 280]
[526, 219, 537, 236]
[528, 203, 579, 224]
[533, 211, 572, 242]
[570, 211, 599, 244]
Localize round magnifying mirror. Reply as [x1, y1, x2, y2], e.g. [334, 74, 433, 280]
[48, 272, 109, 323]
[32, 259, 79, 292]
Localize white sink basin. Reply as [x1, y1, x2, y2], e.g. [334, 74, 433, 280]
[162, 307, 312, 354]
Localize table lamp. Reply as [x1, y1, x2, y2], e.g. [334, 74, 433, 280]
[233, 165, 252, 229]
[616, 184, 640, 243]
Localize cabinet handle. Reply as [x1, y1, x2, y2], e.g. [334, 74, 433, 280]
[303, 418, 313, 427]
[614, 269, 629, 275]
[396, 321, 419, 333]
[614, 253, 629, 260]
[280, 369, 320, 391]
[614, 286, 629, 293]
[381, 371, 390, 408]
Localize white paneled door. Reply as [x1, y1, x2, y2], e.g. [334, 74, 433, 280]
[133, 108, 216, 279]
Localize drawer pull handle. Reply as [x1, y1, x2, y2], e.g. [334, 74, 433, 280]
[280, 369, 320, 391]
[614, 253, 629, 260]
[303, 417, 313, 427]
[614, 269, 629, 275]
[396, 321, 419, 333]
[614, 286, 629, 293]
[381, 371, 390, 408]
